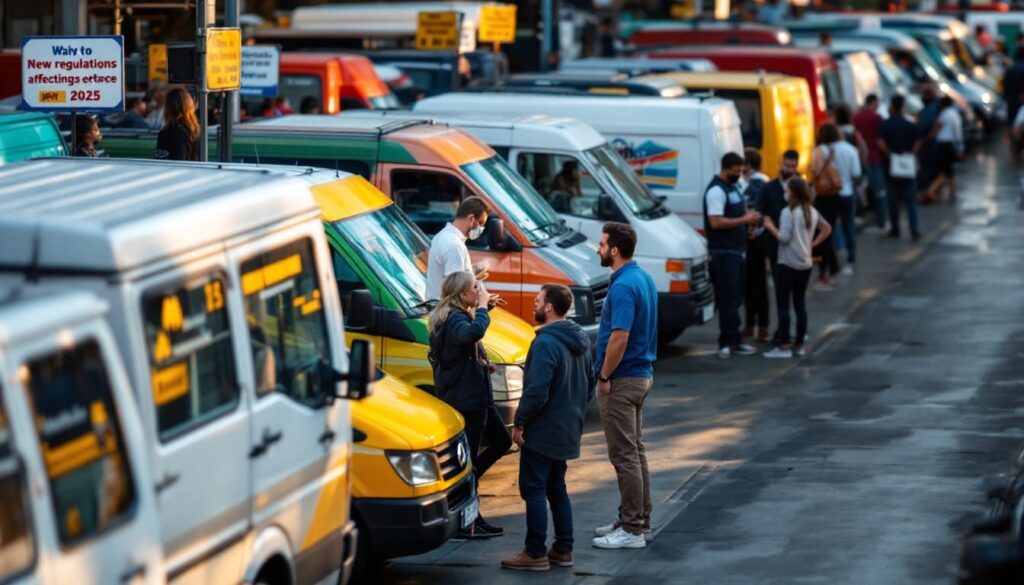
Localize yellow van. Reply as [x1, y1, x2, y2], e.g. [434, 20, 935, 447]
[299, 169, 535, 424]
[645, 71, 816, 174]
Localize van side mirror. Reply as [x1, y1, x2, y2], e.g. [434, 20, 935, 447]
[342, 339, 374, 400]
[487, 216, 508, 251]
[345, 290, 377, 331]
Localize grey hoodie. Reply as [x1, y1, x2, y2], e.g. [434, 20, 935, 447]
[514, 319, 595, 460]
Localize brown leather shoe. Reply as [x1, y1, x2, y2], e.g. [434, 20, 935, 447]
[547, 549, 573, 567]
[741, 326, 755, 339]
[757, 328, 771, 344]
[501, 551, 550, 571]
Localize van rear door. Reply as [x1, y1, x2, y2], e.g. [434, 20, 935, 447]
[8, 323, 163, 584]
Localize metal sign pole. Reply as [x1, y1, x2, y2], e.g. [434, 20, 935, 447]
[219, 0, 239, 162]
[197, 0, 209, 162]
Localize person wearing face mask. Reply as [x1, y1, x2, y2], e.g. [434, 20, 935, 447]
[427, 196, 490, 301]
[704, 152, 762, 360]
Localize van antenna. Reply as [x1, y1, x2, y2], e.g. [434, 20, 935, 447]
[254, 143, 261, 166]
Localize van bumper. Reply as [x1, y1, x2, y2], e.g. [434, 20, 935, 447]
[659, 287, 715, 333]
[339, 522, 358, 585]
[354, 473, 477, 560]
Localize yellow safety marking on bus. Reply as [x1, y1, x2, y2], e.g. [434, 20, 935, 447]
[89, 400, 107, 426]
[162, 295, 184, 332]
[242, 254, 302, 296]
[589, 87, 629, 95]
[154, 331, 172, 363]
[152, 362, 190, 406]
[301, 454, 348, 552]
[41, 430, 113, 478]
[301, 298, 322, 316]
[66, 506, 83, 537]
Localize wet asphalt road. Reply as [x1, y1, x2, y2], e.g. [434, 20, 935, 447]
[375, 136, 1024, 585]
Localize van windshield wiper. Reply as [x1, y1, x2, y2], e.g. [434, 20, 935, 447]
[528, 222, 563, 239]
[411, 300, 437, 312]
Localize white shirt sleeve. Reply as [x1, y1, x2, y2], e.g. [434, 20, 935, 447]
[777, 207, 793, 244]
[705, 186, 727, 216]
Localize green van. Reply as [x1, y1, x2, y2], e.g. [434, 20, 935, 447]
[0, 112, 66, 163]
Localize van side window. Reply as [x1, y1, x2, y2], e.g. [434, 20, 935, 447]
[241, 238, 333, 405]
[22, 340, 136, 545]
[142, 275, 238, 440]
[713, 89, 763, 149]
[330, 248, 372, 317]
[390, 169, 482, 243]
[518, 152, 606, 219]
[0, 397, 34, 578]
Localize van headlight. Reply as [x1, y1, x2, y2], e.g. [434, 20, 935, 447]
[490, 364, 524, 402]
[386, 450, 440, 486]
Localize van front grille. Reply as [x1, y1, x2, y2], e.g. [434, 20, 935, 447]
[435, 433, 469, 482]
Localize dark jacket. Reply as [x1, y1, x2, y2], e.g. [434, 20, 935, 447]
[759, 177, 789, 262]
[431, 308, 493, 411]
[514, 319, 594, 461]
[155, 122, 198, 161]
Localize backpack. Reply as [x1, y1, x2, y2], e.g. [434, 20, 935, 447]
[812, 146, 842, 197]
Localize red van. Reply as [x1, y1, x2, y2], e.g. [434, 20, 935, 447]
[246, 52, 400, 115]
[645, 46, 842, 127]
[630, 23, 792, 48]
[0, 51, 21, 99]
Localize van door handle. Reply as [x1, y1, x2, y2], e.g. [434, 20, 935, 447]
[154, 472, 180, 494]
[119, 562, 146, 583]
[318, 429, 336, 446]
[250, 428, 283, 459]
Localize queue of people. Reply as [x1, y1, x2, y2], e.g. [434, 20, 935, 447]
[706, 88, 951, 361]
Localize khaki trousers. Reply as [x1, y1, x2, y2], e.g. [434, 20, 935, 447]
[597, 376, 653, 535]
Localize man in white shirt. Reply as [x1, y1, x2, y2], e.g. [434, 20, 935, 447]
[817, 128, 862, 276]
[427, 197, 490, 300]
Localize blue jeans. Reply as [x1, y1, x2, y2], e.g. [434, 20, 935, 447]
[887, 177, 919, 236]
[839, 196, 857, 264]
[867, 163, 887, 227]
[520, 447, 573, 558]
[710, 251, 745, 349]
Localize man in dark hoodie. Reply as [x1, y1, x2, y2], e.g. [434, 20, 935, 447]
[501, 284, 594, 572]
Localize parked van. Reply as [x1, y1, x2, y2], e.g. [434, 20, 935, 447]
[414, 92, 744, 231]
[0, 113, 66, 163]
[497, 72, 687, 97]
[0, 291, 165, 585]
[629, 22, 793, 47]
[292, 165, 533, 420]
[0, 158, 373, 585]
[559, 57, 718, 75]
[243, 52, 400, 115]
[645, 46, 842, 127]
[347, 110, 715, 342]
[642, 71, 815, 175]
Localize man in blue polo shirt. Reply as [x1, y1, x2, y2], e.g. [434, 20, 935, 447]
[591, 222, 659, 550]
[705, 152, 762, 359]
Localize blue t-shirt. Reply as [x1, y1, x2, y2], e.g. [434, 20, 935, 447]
[594, 261, 659, 379]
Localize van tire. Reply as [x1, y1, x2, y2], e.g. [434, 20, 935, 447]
[350, 517, 383, 584]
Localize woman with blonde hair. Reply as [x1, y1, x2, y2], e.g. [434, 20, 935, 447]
[762, 177, 832, 359]
[428, 271, 511, 539]
[154, 87, 200, 161]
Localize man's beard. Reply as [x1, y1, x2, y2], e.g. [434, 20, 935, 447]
[599, 251, 613, 267]
[534, 308, 547, 324]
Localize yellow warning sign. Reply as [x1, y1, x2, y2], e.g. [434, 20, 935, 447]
[148, 43, 168, 85]
[206, 28, 242, 91]
[416, 11, 461, 51]
[479, 5, 517, 44]
[152, 363, 190, 406]
[154, 331, 172, 363]
[161, 296, 183, 332]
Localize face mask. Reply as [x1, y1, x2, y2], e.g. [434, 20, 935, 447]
[727, 174, 741, 185]
[469, 225, 484, 240]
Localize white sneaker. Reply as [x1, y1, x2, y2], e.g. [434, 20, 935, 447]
[763, 347, 793, 359]
[717, 346, 731, 360]
[592, 527, 646, 549]
[595, 522, 653, 540]
[841, 265, 855, 276]
[793, 346, 807, 357]
[733, 343, 758, 356]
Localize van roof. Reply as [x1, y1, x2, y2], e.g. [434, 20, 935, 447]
[242, 115, 495, 166]
[342, 110, 608, 152]
[643, 71, 796, 89]
[0, 158, 318, 274]
[0, 289, 108, 349]
[648, 45, 834, 65]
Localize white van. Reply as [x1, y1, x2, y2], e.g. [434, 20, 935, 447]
[346, 109, 715, 342]
[0, 158, 372, 585]
[414, 92, 744, 231]
[0, 291, 164, 585]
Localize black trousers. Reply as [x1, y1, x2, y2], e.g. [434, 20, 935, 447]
[710, 251, 745, 349]
[744, 242, 770, 330]
[459, 404, 512, 482]
[774, 264, 812, 346]
[813, 196, 842, 279]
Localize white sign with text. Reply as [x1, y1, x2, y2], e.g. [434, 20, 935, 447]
[21, 36, 124, 112]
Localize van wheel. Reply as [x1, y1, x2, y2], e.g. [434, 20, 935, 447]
[350, 519, 383, 584]
[658, 327, 684, 348]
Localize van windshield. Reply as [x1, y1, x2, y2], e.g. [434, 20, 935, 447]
[462, 156, 567, 242]
[331, 205, 431, 314]
[709, 89, 762, 149]
[821, 69, 844, 111]
[585, 144, 661, 215]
